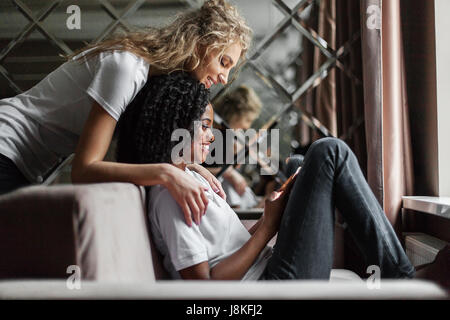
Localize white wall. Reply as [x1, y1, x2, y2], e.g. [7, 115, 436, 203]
[435, 0, 450, 196]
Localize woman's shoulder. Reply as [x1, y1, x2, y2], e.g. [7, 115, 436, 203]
[185, 168, 210, 189]
[148, 184, 171, 208]
[147, 185, 182, 219]
[72, 47, 149, 72]
[98, 49, 148, 67]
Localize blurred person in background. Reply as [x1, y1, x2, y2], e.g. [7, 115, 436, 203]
[205, 85, 262, 209]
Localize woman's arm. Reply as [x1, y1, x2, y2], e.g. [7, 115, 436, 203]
[179, 224, 273, 280]
[247, 219, 262, 235]
[179, 171, 299, 280]
[71, 101, 209, 226]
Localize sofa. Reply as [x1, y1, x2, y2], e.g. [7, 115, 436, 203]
[0, 182, 447, 300]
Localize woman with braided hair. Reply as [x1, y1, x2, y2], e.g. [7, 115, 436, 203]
[0, 0, 250, 227]
[117, 71, 415, 281]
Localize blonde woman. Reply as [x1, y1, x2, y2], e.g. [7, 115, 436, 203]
[0, 0, 251, 227]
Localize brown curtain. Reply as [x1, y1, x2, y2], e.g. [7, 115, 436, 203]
[298, 0, 415, 235]
[381, 0, 414, 233]
[313, 0, 337, 137]
[296, 0, 366, 174]
[296, 2, 318, 147]
[400, 0, 438, 197]
[361, 0, 415, 234]
[296, 0, 337, 143]
[361, 0, 384, 206]
[335, 0, 366, 174]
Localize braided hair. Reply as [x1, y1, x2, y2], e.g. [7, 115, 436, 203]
[116, 71, 209, 164]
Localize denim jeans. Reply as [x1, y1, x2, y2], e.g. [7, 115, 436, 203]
[0, 153, 30, 196]
[259, 138, 415, 280]
[285, 154, 305, 177]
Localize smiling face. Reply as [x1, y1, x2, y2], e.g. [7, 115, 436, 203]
[191, 42, 242, 89]
[190, 103, 215, 164]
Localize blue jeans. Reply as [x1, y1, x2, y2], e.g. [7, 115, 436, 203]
[285, 154, 305, 177]
[259, 138, 415, 280]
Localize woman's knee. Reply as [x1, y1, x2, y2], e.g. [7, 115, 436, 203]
[285, 155, 304, 177]
[310, 137, 348, 152]
[307, 138, 350, 160]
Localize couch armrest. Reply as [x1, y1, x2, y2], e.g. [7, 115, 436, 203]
[0, 183, 154, 283]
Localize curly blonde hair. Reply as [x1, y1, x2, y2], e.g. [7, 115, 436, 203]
[67, 0, 252, 74]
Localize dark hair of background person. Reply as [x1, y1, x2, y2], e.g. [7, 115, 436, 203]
[116, 71, 210, 164]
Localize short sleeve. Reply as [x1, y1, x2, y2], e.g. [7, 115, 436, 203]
[86, 50, 149, 121]
[151, 189, 208, 271]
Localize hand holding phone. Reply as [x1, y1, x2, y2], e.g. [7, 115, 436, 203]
[278, 167, 301, 194]
[262, 168, 300, 236]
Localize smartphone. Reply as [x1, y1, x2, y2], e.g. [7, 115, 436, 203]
[278, 167, 300, 192]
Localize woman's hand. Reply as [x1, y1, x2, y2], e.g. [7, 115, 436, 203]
[187, 163, 226, 200]
[261, 170, 299, 237]
[162, 164, 210, 227]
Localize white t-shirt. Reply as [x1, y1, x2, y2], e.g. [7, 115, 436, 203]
[148, 168, 272, 281]
[0, 48, 149, 182]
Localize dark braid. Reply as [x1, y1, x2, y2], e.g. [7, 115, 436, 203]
[116, 71, 209, 164]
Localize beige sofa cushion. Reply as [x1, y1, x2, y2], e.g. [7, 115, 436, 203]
[0, 183, 155, 283]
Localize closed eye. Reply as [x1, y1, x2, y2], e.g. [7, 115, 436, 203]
[221, 56, 232, 68]
[201, 119, 212, 130]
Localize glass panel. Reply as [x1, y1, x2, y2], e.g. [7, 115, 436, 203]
[294, 0, 336, 51]
[232, 0, 285, 51]
[292, 79, 335, 143]
[211, 64, 291, 130]
[44, 0, 114, 43]
[20, 0, 49, 13]
[254, 23, 328, 96]
[123, 0, 189, 29]
[0, 73, 16, 98]
[283, 0, 307, 10]
[4, 32, 66, 91]
[274, 107, 302, 161]
[0, 1, 30, 40]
